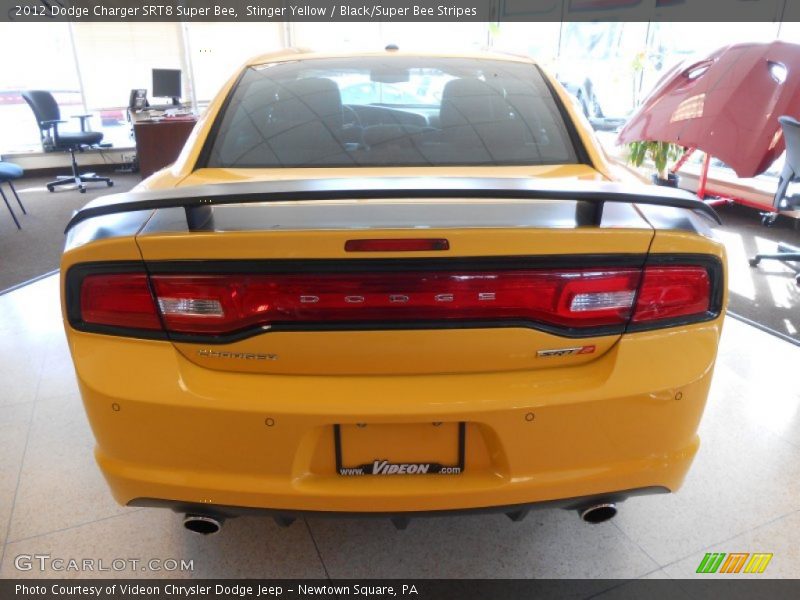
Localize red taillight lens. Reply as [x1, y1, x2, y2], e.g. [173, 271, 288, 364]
[632, 266, 711, 323]
[74, 262, 717, 337]
[80, 274, 162, 330]
[149, 269, 642, 334]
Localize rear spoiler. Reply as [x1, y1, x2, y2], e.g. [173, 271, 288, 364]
[64, 177, 721, 233]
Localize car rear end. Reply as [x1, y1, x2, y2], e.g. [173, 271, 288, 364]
[61, 183, 725, 523]
[59, 51, 726, 526]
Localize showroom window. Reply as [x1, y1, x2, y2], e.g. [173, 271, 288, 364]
[184, 22, 284, 103]
[70, 23, 185, 148]
[0, 19, 793, 157]
[0, 22, 290, 154]
[492, 21, 785, 121]
[290, 21, 488, 52]
[0, 23, 84, 153]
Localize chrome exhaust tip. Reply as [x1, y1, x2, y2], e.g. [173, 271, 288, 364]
[183, 514, 223, 535]
[579, 503, 617, 524]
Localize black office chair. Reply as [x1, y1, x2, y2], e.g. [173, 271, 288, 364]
[22, 91, 114, 194]
[749, 116, 800, 278]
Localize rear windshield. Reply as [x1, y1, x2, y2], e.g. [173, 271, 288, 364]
[203, 57, 580, 168]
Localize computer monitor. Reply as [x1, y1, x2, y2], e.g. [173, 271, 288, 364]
[152, 69, 182, 105]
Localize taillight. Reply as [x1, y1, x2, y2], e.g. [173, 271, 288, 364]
[147, 269, 643, 334]
[71, 260, 719, 338]
[80, 274, 162, 330]
[632, 266, 711, 323]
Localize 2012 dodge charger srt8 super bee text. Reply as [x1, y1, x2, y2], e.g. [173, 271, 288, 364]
[61, 50, 726, 533]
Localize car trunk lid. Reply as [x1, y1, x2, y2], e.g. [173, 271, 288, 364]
[132, 195, 656, 375]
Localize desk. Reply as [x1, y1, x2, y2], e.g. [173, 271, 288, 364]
[132, 114, 197, 179]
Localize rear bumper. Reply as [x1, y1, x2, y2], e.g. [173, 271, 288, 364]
[130, 486, 669, 521]
[72, 320, 721, 514]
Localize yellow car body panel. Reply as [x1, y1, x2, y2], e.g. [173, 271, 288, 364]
[61, 49, 727, 517]
[66, 317, 719, 512]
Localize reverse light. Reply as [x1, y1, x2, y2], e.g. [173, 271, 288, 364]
[570, 290, 636, 313]
[157, 297, 225, 317]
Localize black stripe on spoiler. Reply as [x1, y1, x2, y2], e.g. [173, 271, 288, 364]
[64, 177, 721, 233]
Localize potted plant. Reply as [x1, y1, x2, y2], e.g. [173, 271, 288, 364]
[626, 140, 684, 187]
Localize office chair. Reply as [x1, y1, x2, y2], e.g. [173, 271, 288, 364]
[749, 116, 800, 280]
[0, 161, 25, 229]
[22, 91, 114, 194]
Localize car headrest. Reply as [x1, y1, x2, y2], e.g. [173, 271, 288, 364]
[439, 78, 510, 130]
[276, 77, 343, 124]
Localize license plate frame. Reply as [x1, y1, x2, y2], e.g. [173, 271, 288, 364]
[334, 422, 466, 476]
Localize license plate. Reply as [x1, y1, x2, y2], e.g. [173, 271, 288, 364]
[334, 422, 465, 476]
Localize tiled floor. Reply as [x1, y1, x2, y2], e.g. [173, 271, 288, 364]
[1, 275, 799, 580]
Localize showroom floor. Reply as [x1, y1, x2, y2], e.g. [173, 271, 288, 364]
[717, 203, 800, 344]
[1, 276, 799, 583]
[0, 173, 140, 292]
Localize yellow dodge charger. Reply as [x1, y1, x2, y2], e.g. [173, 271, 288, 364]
[61, 49, 726, 534]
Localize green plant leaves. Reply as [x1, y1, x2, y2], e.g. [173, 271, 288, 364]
[626, 140, 684, 179]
